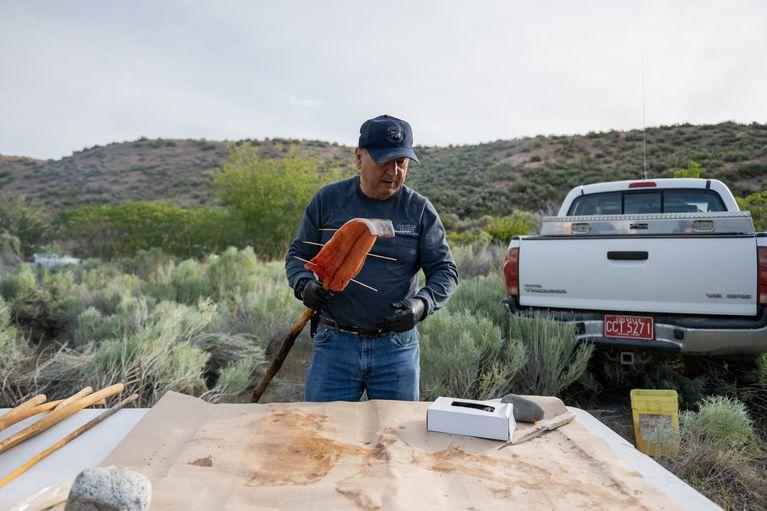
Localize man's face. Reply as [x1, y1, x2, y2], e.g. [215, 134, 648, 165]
[355, 148, 410, 200]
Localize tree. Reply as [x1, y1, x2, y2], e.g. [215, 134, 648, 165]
[737, 190, 767, 232]
[0, 195, 53, 257]
[483, 211, 535, 244]
[62, 201, 238, 259]
[673, 161, 703, 179]
[213, 144, 344, 259]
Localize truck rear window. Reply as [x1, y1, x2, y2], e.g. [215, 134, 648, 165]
[568, 189, 726, 216]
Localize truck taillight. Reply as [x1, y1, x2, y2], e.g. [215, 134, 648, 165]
[759, 247, 767, 305]
[504, 247, 520, 296]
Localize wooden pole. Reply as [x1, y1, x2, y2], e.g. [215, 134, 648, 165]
[0, 399, 64, 433]
[53, 387, 93, 410]
[0, 394, 139, 489]
[0, 388, 91, 433]
[251, 307, 313, 403]
[0, 384, 124, 455]
[0, 394, 47, 426]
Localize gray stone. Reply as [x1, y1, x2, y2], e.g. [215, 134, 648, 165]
[65, 466, 151, 511]
[501, 394, 545, 422]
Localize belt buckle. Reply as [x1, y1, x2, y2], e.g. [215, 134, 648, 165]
[360, 328, 388, 339]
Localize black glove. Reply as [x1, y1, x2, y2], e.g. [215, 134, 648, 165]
[300, 279, 334, 310]
[378, 298, 426, 333]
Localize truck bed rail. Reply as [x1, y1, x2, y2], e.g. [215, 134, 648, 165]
[540, 211, 754, 236]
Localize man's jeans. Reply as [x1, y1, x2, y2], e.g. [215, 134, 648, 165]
[304, 325, 420, 402]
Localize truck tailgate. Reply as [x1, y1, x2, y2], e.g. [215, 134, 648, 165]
[519, 236, 758, 316]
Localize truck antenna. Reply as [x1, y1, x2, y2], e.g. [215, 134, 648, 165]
[641, 48, 648, 180]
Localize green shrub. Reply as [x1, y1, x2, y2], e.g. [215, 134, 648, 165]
[214, 262, 304, 351]
[72, 307, 103, 346]
[483, 211, 535, 244]
[0, 297, 34, 405]
[672, 161, 703, 178]
[508, 315, 594, 396]
[0, 195, 53, 257]
[145, 247, 262, 304]
[420, 310, 526, 401]
[202, 356, 258, 403]
[684, 395, 755, 447]
[33, 299, 216, 405]
[665, 395, 765, 508]
[450, 243, 504, 278]
[757, 353, 767, 385]
[204, 246, 260, 302]
[61, 201, 239, 259]
[445, 273, 507, 331]
[446, 229, 491, 246]
[737, 190, 767, 232]
[0, 232, 22, 266]
[0, 264, 38, 302]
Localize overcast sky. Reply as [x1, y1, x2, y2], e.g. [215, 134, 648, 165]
[1, 0, 766, 159]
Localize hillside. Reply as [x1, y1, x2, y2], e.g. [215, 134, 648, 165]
[1, 122, 766, 217]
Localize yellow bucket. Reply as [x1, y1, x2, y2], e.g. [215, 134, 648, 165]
[630, 389, 680, 457]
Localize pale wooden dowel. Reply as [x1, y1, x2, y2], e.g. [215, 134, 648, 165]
[0, 399, 64, 433]
[0, 394, 139, 489]
[0, 394, 46, 425]
[291, 256, 378, 292]
[0, 387, 93, 433]
[0, 384, 124, 455]
[53, 387, 93, 411]
[301, 240, 397, 261]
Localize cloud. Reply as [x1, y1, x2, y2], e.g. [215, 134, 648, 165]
[1, 0, 766, 159]
[288, 95, 326, 111]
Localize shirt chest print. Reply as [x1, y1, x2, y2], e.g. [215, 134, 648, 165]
[395, 223, 418, 236]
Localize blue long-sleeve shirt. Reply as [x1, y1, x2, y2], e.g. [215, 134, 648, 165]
[286, 176, 458, 331]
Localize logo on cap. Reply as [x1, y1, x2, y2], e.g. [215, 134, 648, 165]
[386, 125, 404, 144]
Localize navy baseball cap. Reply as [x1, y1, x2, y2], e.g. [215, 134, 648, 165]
[358, 115, 420, 164]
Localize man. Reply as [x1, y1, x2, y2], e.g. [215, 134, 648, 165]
[286, 114, 458, 402]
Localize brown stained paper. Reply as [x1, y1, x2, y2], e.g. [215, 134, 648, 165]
[92, 392, 680, 510]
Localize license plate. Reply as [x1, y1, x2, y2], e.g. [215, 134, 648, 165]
[604, 315, 654, 340]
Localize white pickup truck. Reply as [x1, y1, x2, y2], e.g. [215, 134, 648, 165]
[503, 178, 767, 356]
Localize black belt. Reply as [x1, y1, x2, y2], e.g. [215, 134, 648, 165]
[319, 317, 393, 338]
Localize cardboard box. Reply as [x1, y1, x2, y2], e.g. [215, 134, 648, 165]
[426, 397, 516, 441]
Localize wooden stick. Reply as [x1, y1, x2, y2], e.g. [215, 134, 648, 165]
[301, 240, 397, 261]
[0, 387, 91, 433]
[251, 308, 314, 403]
[349, 278, 378, 292]
[53, 387, 93, 411]
[292, 256, 378, 292]
[0, 399, 64, 433]
[320, 227, 410, 235]
[0, 384, 124, 455]
[0, 394, 46, 426]
[0, 394, 138, 490]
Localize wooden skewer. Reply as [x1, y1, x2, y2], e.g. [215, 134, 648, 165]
[301, 241, 397, 261]
[319, 227, 410, 235]
[53, 387, 93, 411]
[0, 393, 139, 490]
[348, 279, 378, 292]
[0, 384, 124, 455]
[0, 399, 64, 433]
[0, 394, 48, 431]
[292, 257, 378, 292]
